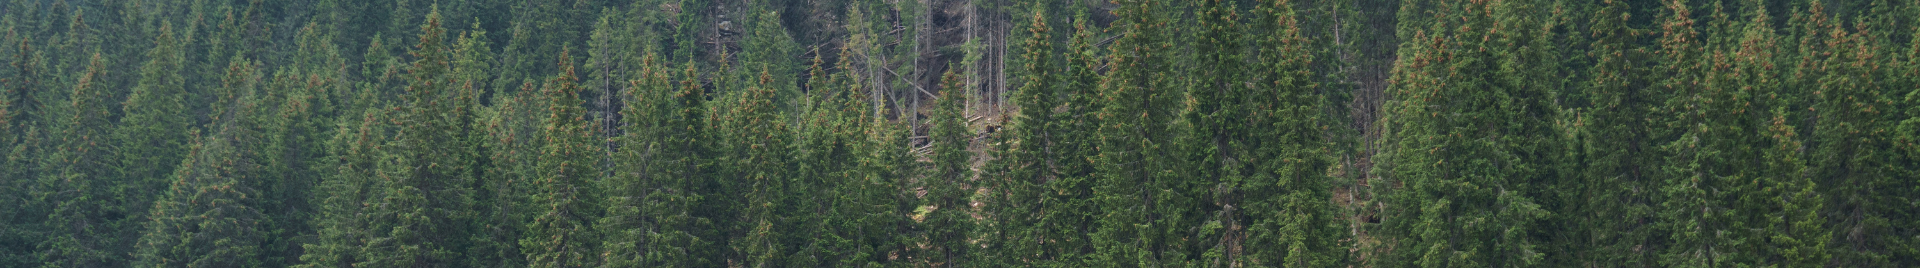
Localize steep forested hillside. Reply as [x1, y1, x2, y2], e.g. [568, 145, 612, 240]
[0, 0, 1916, 267]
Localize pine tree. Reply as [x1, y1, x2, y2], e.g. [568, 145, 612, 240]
[134, 127, 265, 268]
[359, 9, 477, 267]
[521, 48, 602, 268]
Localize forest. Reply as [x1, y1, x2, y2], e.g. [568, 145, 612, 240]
[0, 0, 1917, 267]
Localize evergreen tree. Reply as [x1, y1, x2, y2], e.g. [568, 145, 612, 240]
[1804, 2, 1899, 266]
[472, 81, 545, 268]
[1089, 0, 1191, 266]
[724, 65, 795, 267]
[1184, 0, 1245, 264]
[296, 106, 391, 268]
[600, 52, 712, 268]
[1241, 0, 1343, 266]
[743, 0, 801, 108]
[981, 8, 1055, 266]
[359, 9, 477, 267]
[37, 53, 124, 268]
[113, 22, 191, 265]
[1657, 2, 1827, 266]
[840, 47, 917, 267]
[1892, 5, 1920, 263]
[919, 69, 974, 267]
[787, 53, 865, 266]
[1571, 0, 1659, 266]
[133, 127, 265, 268]
[0, 35, 34, 268]
[1375, 0, 1557, 265]
[1035, 11, 1105, 267]
[521, 48, 602, 268]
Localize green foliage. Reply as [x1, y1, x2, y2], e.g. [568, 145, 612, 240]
[1240, 0, 1344, 266]
[521, 48, 603, 268]
[358, 10, 478, 267]
[134, 127, 264, 268]
[720, 65, 793, 267]
[37, 53, 126, 268]
[1375, 0, 1560, 266]
[0, 1, 1915, 267]
[921, 69, 975, 267]
[979, 8, 1055, 266]
[1569, 0, 1660, 266]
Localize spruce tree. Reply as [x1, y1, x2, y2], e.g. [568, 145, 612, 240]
[1185, 0, 1245, 264]
[1241, 0, 1343, 266]
[982, 8, 1055, 266]
[1572, 0, 1659, 265]
[1658, 2, 1825, 266]
[112, 23, 191, 267]
[919, 69, 975, 267]
[521, 48, 603, 268]
[601, 53, 713, 268]
[115, 24, 189, 223]
[1805, 3, 1899, 266]
[1090, 0, 1190, 266]
[37, 53, 123, 268]
[134, 127, 265, 268]
[473, 81, 546, 268]
[1649, 0, 1716, 266]
[788, 54, 865, 266]
[1037, 11, 1105, 266]
[296, 106, 391, 268]
[359, 10, 477, 267]
[724, 65, 793, 267]
[1375, 0, 1556, 265]
[1893, 7, 1920, 264]
[841, 48, 917, 267]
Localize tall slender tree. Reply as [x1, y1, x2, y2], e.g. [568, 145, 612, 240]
[1375, 0, 1557, 265]
[724, 65, 793, 267]
[359, 9, 477, 267]
[134, 126, 265, 268]
[1571, 0, 1659, 266]
[113, 23, 193, 267]
[1241, 0, 1343, 266]
[1090, 0, 1190, 266]
[521, 48, 603, 268]
[981, 7, 1056, 266]
[37, 53, 124, 268]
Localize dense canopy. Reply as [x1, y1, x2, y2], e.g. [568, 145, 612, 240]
[0, 0, 1916, 267]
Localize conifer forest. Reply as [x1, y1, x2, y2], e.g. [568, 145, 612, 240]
[4, 0, 1920, 267]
